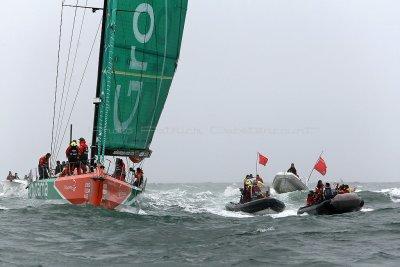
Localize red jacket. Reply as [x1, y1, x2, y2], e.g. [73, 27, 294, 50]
[79, 141, 89, 160]
[307, 195, 314, 206]
[39, 155, 49, 167]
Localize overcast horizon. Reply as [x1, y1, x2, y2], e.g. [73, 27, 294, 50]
[1, 0, 400, 183]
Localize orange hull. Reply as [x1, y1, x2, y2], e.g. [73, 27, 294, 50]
[30, 167, 142, 210]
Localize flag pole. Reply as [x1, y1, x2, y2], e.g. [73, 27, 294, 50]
[256, 152, 258, 175]
[307, 150, 324, 185]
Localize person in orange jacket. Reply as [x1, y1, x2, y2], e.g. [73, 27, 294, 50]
[38, 153, 51, 179]
[78, 137, 89, 174]
[66, 141, 81, 175]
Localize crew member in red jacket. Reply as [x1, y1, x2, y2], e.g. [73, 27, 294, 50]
[78, 137, 89, 174]
[38, 153, 51, 179]
[66, 141, 81, 175]
[306, 191, 315, 206]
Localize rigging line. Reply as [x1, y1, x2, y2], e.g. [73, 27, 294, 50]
[53, 0, 80, 152]
[54, 0, 88, 152]
[51, 0, 66, 164]
[55, 19, 102, 159]
[63, 4, 102, 11]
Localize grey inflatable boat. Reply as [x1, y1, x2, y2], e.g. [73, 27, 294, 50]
[226, 197, 285, 214]
[297, 193, 364, 215]
[272, 172, 308, 194]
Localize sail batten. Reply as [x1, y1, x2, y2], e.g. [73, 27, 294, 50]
[94, 0, 188, 161]
[113, 70, 173, 80]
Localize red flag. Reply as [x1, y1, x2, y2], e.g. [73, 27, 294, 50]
[314, 157, 327, 175]
[258, 153, 269, 166]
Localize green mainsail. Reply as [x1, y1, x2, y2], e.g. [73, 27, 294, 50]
[95, 0, 188, 160]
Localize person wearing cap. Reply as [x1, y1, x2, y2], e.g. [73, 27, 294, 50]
[78, 137, 89, 174]
[66, 141, 81, 175]
[38, 153, 51, 179]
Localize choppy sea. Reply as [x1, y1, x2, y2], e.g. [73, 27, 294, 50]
[0, 181, 399, 266]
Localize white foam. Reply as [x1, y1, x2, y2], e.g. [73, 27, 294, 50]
[118, 205, 147, 215]
[269, 209, 298, 218]
[205, 207, 254, 218]
[0, 181, 28, 198]
[140, 184, 258, 218]
[256, 227, 275, 233]
[223, 185, 240, 198]
[361, 208, 374, 212]
[375, 188, 400, 203]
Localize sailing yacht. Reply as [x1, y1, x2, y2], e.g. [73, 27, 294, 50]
[28, 0, 188, 210]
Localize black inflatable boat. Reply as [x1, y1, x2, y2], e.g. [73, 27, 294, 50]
[297, 193, 364, 215]
[226, 197, 285, 214]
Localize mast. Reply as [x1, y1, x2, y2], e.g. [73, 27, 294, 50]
[90, 0, 108, 167]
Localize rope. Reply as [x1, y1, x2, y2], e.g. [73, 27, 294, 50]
[98, 5, 117, 162]
[50, 0, 66, 165]
[55, 0, 88, 152]
[55, 19, 102, 159]
[53, 0, 79, 152]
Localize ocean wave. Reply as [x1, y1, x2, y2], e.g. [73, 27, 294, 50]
[256, 226, 275, 233]
[141, 184, 305, 219]
[270, 209, 299, 219]
[142, 185, 253, 218]
[0, 181, 28, 198]
[223, 185, 240, 198]
[361, 207, 374, 212]
[375, 188, 400, 203]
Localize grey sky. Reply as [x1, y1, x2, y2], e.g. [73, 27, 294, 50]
[1, 0, 399, 183]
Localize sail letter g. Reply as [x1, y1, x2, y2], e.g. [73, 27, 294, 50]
[114, 81, 142, 133]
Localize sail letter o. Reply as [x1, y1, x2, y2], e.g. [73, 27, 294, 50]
[133, 3, 155, 44]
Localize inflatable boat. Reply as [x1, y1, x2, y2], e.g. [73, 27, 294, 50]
[297, 193, 364, 215]
[226, 197, 285, 214]
[272, 172, 308, 194]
